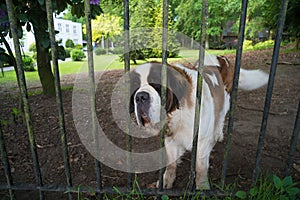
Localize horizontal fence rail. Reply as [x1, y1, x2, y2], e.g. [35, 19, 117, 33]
[0, 0, 298, 199]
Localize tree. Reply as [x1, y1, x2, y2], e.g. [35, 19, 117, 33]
[0, 0, 102, 96]
[89, 13, 122, 53]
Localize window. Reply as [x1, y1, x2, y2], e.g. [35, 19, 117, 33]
[73, 26, 77, 34]
[58, 23, 62, 32]
[66, 24, 69, 33]
[73, 39, 78, 44]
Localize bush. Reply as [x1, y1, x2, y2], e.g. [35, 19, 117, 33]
[74, 44, 83, 49]
[243, 40, 254, 50]
[110, 47, 123, 54]
[22, 55, 35, 71]
[253, 40, 274, 50]
[29, 43, 36, 52]
[70, 49, 85, 61]
[94, 47, 106, 55]
[64, 48, 72, 58]
[65, 39, 75, 48]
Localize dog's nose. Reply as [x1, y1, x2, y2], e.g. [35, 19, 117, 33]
[135, 91, 150, 103]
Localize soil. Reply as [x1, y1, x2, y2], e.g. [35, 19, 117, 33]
[0, 48, 299, 199]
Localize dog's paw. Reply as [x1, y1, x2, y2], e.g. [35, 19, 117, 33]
[196, 181, 211, 190]
[156, 179, 173, 189]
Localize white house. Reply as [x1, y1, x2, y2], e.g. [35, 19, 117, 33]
[54, 18, 83, 48]
[2, 17, 82, 53]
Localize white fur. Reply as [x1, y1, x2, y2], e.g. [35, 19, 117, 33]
[239, 68, 269, 90]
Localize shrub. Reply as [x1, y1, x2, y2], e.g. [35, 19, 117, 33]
[74, 44, 83, 49]
[70, 49, 85, 61]
[65, 39, 75, 48]
[253, 40, 274, 50]
[243, 40, 254, 50]
[22, 55, 35, 71]
[94, 46, 106, 55]
[110, 47, 123, 54]
[29, 43, 36, 52]
[64, 48, 72, 58]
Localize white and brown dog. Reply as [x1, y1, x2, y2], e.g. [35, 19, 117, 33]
[129, 55, 268, 189]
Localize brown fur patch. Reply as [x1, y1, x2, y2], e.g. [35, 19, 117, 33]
[202, 66, 225, 135]
[216, 56, 234, 93]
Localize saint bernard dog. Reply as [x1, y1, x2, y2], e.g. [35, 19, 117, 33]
[129, 55, 268, 189]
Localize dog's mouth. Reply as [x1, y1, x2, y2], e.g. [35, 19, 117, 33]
[139, 112, 151, 126]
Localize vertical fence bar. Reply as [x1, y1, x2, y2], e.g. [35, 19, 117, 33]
[285, 100, 300, 176]
[123, 0, 132, 189]
[252, 0, 289, 184]
[158, 0, 168, 196]
[45, 1, 73, 199]
[220, 0, 248, 188]
[84, 0, 102, 199]
[188, 0, 208, 192]
[5, 0, 44, 199]
[0, 124, 14, 198]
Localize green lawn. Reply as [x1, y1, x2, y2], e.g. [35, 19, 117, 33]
[0, 49, 237, 85]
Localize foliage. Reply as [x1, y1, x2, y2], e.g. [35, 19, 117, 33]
[74, 44, 83, 49]
[64, 47, 72, 58]
[94, 46, 106, 55]
[22, 55, 35, 71]
[29, 42, 36, 52]
[109, 47, 123, 54]
[0, 47, 12, 67]
[65, 39, 75, 48]
[70, 48, 85, 61]
[253, 40, 274, 50]
[236, 175, 300, 200]
[243, 40, 254, 50]
[89, 13, 122, 43]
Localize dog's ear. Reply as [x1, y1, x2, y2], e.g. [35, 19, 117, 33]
[129, 92, 135, 114]
[166, 65, 192, 113]
[129, 71, 141, 114]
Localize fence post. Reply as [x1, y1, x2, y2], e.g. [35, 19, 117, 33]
[0, 124, 14, 198]
[5, 0, 44, 199]
[84, 0, 103, 198]
[45, 0, 73, 199]
[123, 0, 133, 189]
[252, 0, 289, 184]
[220, 0, 248, 188]
[188, 0, 208, 192]
[285, 100, 300, 176]
[158, 0, 168, 197]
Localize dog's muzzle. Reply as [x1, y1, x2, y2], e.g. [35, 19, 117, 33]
[135, 91, 151, 126]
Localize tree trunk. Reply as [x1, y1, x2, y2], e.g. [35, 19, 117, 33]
[32, 13, 55, 96]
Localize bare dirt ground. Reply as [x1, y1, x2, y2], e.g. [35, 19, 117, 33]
[0, 48, 299, 199]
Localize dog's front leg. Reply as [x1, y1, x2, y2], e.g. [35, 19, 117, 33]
[157, 138, 182, 189]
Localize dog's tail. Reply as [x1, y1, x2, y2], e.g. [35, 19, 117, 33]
[238, 68, 269, 91]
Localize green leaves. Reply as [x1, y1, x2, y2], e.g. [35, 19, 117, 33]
[38, 0, 45, 6]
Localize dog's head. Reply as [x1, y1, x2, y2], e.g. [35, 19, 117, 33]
[129, 62, 193, 130]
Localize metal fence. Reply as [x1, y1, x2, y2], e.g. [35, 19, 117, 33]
[0, 0, 299, 199]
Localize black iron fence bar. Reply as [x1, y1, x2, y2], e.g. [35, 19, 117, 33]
[252, 0, 289, 185]
[158, 0, 168, 194]
[84, 0, 103, 199]
[45, 2, 73, 200]
[0, 124, 14, 198]
[0, 183, 233, 198]
[220, 0, 248, 188]
[5, 0, 44, 199]
[285, 100, 300, 176]
[188, 0, 208, 192]
[123, 0, 133, 189]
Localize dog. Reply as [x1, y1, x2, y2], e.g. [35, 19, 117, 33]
[129, 55, 268, 189]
